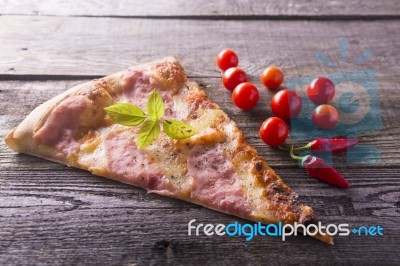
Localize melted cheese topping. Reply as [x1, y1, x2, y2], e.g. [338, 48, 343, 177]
[69, 61, 318, 231]
[5, 58, 330, 243]
[74, 69, 257, 216]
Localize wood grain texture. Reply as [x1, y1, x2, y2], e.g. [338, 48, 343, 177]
[0, 168, 399, 265]
[1, 0, 399, 17]
[1, 77, 399, 264]
[0, 16, 400, 77]
[1, 6, 400, 264]
[1, 78, 400, 168]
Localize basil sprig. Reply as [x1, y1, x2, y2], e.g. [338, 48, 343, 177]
[104, 90, 197, 148]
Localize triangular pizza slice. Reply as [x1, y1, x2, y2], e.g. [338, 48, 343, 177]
[5, 57, 333, 244]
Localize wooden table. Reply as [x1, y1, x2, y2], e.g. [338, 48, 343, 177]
[1, 1, 399, 265]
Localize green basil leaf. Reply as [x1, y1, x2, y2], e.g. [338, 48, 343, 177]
[104, 103, 147, 126]
[146, 90, 165, 119]
[162, 120, 197, 139]
[138, 119, 160, 148]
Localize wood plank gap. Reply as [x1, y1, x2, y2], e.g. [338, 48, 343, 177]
[71, 14, 400, 21]
[0, 13, 400, 21]
[2, 13, 400, 21]
[0, 74, 220, 81]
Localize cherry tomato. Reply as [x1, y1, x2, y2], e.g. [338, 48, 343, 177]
[307, 77, 335, 105]
[259, 117, 289, 147]
[232, 82, 259, 110]
[270, 89, 302, 120]
[222, 67, 247, 91]
[216, 49, 239, 71]
[260, 66, 284, 90]
[312, 104, 339, 130]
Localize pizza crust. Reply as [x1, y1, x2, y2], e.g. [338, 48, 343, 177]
[5, 57, 176, 157]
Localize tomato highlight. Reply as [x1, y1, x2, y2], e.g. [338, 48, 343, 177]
[261, 66, 284, 90]
[259, 117, 289, 147]
[232, 82, 259, 110]
[217, 49, 239, 71]
[312, 104, 339, 130]
[307, 77, 335, 105]
[222, 67, 248, 92]
[270, 89, 302, 120]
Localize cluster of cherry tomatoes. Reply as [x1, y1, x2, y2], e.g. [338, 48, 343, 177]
[216, 49, 340, 148]
[217, 50, 259, 110]
[307, 77, 339, 130]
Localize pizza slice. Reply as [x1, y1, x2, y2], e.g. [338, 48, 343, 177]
[5, 57, 333, 244]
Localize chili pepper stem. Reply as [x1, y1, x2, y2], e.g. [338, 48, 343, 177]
[289, 145, 303, 161]
[290, 145, 311, 167]
[278, 144, 312, 152]
[294, 144, 312, 152]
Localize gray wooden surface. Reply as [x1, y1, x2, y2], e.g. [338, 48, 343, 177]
[1, 1, 400, 265]
[2, 0, 400, 17]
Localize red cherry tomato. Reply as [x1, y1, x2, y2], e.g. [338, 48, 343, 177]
[232, 82, 259, 110]
[307, 77, 335, 105]
[270, 89, 302, 120]
[222, 67, 247, 92]
[260, 66, 284, 90]
[312, 104, 339, 130]
[216, 49, 239, 71]
[259, 117, 289, 147]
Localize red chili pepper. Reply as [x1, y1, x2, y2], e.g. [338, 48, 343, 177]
[309, 138, 358, 153]
[290, 146, 350, 188]
[301, 155, 350, 188]
[286, 138, 358, 154]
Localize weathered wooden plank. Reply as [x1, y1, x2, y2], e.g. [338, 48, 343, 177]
[1, 0, 399, 17]
[1, 78, 400, 167]
[0, 16, 400, 77]
[1, 165, 399, 215]
[1, 78, 399, 265]
[0, 166, 399, 265]
[0, 204, 397, 265]
[1, 14, 400, 265]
